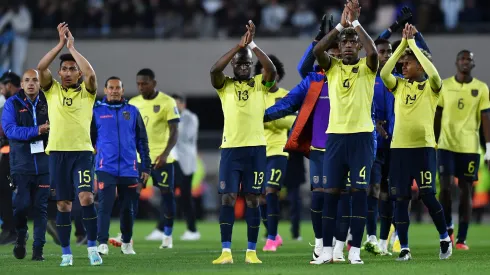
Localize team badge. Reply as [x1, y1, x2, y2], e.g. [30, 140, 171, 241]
[322, 176, 327, 184]
[98, 181, 104, 190]
[390, 187, 397, 196]
[153, 105, 160, 113]
[123, 111, 130, 120]
[247, 79, 255, 87]
[439, 165, 444, 173]
[50, 188, 56, 198]
[313, 176, 319, 184]
[471, 89, 478, 97]
[352, 67, 359, 73]
[418, 83, 426, 90]
[220, 181, 226, 190]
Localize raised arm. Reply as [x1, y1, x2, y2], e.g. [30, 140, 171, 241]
[380, 39, 408, 90]
[347, 1, 378, 72]
[37, 23, 68, 90]
[210, 43, 243, 89]
[406, 29, 441, 92]
[377, 6, 412, 40]
[246, 21, 276, 83]
[66, 31, 97, 93]
[298, 42, 317, 78]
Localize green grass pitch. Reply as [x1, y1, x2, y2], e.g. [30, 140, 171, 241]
[1, 221, 489, 274]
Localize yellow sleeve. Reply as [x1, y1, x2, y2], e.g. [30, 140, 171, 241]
[272, 115, 296, 130]
[216, 76, 232, 94]
[407, 39, 441, 91]
[325, 57, 340, 79]
[380, 38, 408, 90]
[81, 82, 96, 101]
[166, 97, 181, 122]
[438, 88, 445, 108]
[254, 74, 273, 92]
[479, 83, 490, 112]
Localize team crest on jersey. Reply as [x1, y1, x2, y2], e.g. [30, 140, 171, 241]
[39, 104, 48, 115]
[123, 111, 130, 120]
[418, 83, 426, 90]
[247, 79, 255, 87]
[313, 176, 319, 184]
[352, 67, 359, 73]
[472, 89, 478, 97]
[220, 181, 226, 190]
[153, 105, 160, 113]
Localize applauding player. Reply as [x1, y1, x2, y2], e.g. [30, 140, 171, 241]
[380, 24, 451, 261]
[312, 1, 378, 264]
[37, 23, 101, 266]
[210, 20, 276, 264]
[436, 50, 490, 250]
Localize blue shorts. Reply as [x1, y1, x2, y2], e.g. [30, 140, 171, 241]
[323, 132, 374, 190]
[95, 171, 139, 188]
[263, 155, 288, 192]
[138, 163, 175, 191]
[218, 146, 266, 194]
[371, 147, 390, 186]
[438, 149, 480, 182]
[309, 150, 324, 190]
[389, 148, 436, 199]
[49, 151, 94, 201]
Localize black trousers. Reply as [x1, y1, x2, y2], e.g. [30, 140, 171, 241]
[174, 162, 197, 232]
[0, 154, 14, 234]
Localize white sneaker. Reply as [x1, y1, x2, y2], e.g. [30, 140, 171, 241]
[310, 247, 333, 265]
[121, 243, 136, 255]
[180, 230, 201, 241]
[159, 234, 173, 249]
[310, 238, 323, 260]
[60, 254, 73, 267]
[88, 247, 103, 266]
[348, 247, 364, 264]
[97, 244, 109, 256]
[145, 229, 165, 241]
[378, 239, 392, 256]
[333, 241, 346, 262]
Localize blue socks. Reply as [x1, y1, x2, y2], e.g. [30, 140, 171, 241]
[366, 195, 378, 237]
[322, 192, 340, 247]
[335, 192, 351, 242]
[311, 191, 324, 239]
[56, 211, 72, 254]
[350, 191, 367, 248]
[161, 192, 176, 236]
[245, 206, 260, 249]
[379, 199, 394, 240]
[457, 222, 468, 242]
[260, 204, 268, 230]
[421, 194, 449, 238]
[395, 200, 410, 248]
[266, 193, 280, 240]
[220, 205, 235, 248]
[82, 204, 98, 247]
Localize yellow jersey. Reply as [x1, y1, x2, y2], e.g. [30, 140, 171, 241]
[325, 57, 377, 134]
[391, 78, 439, 148]
[129, 92, 180, 164]
[44, 80, 96, 153]
[438, 77, 490, 154]
[217, 74, 270, 148]
[264, 87, 295, 157]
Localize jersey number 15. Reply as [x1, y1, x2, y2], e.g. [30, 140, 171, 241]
[63, 97, 73, 106]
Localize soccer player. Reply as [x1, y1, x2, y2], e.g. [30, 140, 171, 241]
[93, 77, 151, 255]
[210, 20, 276, 264]
[1, 69, 50, 260]
[36, 23, 102, 266]
[255, 54, 294, 252]
[312, 1, 378, 264]
[129, 69, 180, 249]
[435, 50, 490, 250]
[380, 23, 451, 261]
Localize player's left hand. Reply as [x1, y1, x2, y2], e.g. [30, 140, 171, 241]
[154, 154, 168, 169]
[140, 172, 149, 185]
[405, 24, 414, 39]
[376, 120, 389, 139]
[346, 0, 361, 22]
[246, 20, 255, 44]
[66, 30, 75, 49]
[411, 25, 419, 36]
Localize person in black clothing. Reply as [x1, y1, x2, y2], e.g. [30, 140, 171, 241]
[284, 151, 306, 240]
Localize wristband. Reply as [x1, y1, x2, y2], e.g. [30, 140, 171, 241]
[486, 142, 490, 153]
[335, 23, 344, 32]
[352, 20, 360, 28]
[248, 41, 257, 50]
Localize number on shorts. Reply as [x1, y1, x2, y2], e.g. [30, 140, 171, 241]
[143, 116, 150, 126]
[78, 170, 91, 183]
[347, 171, 351, 183]
[254, 171, 264, 186]
[269, 169, 282, 184]
[468, 161, 475, 174]
[160, 171, 168, 184]
[419, 171, 432, 185]
[359, 166, 366, 181]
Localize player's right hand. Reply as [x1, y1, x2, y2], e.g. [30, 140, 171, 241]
[57, 22, 68, 45]
[340, 6, 350, 28]
[376, 120, 389, 139]
[239, 31, 250, 48]
[140, 172, 149, 185]
[38, 121, 50, 135]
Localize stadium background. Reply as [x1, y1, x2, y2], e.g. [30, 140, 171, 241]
[1, 0, 490, 223]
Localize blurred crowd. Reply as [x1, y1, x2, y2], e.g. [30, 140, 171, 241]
[0, 0, 489, 40]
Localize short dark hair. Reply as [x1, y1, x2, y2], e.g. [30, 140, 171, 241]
[137, 68, 155, 80]
[402, 48, 432, 62]
[254, 54, 285, 82]
[457, 49, 472, 59]
[375, 38, 391, 47]
[59, 53, 77, 67]
[171, 93, 186, 103]
[0, 70, 20, 88]
[105, 76, 123, 88]
[327, 42, 339, 51]
[339, 27, 358, 39]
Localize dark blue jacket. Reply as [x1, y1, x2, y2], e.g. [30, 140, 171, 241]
[1, 90, 49, 175]
[92, 97, 150, 179]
